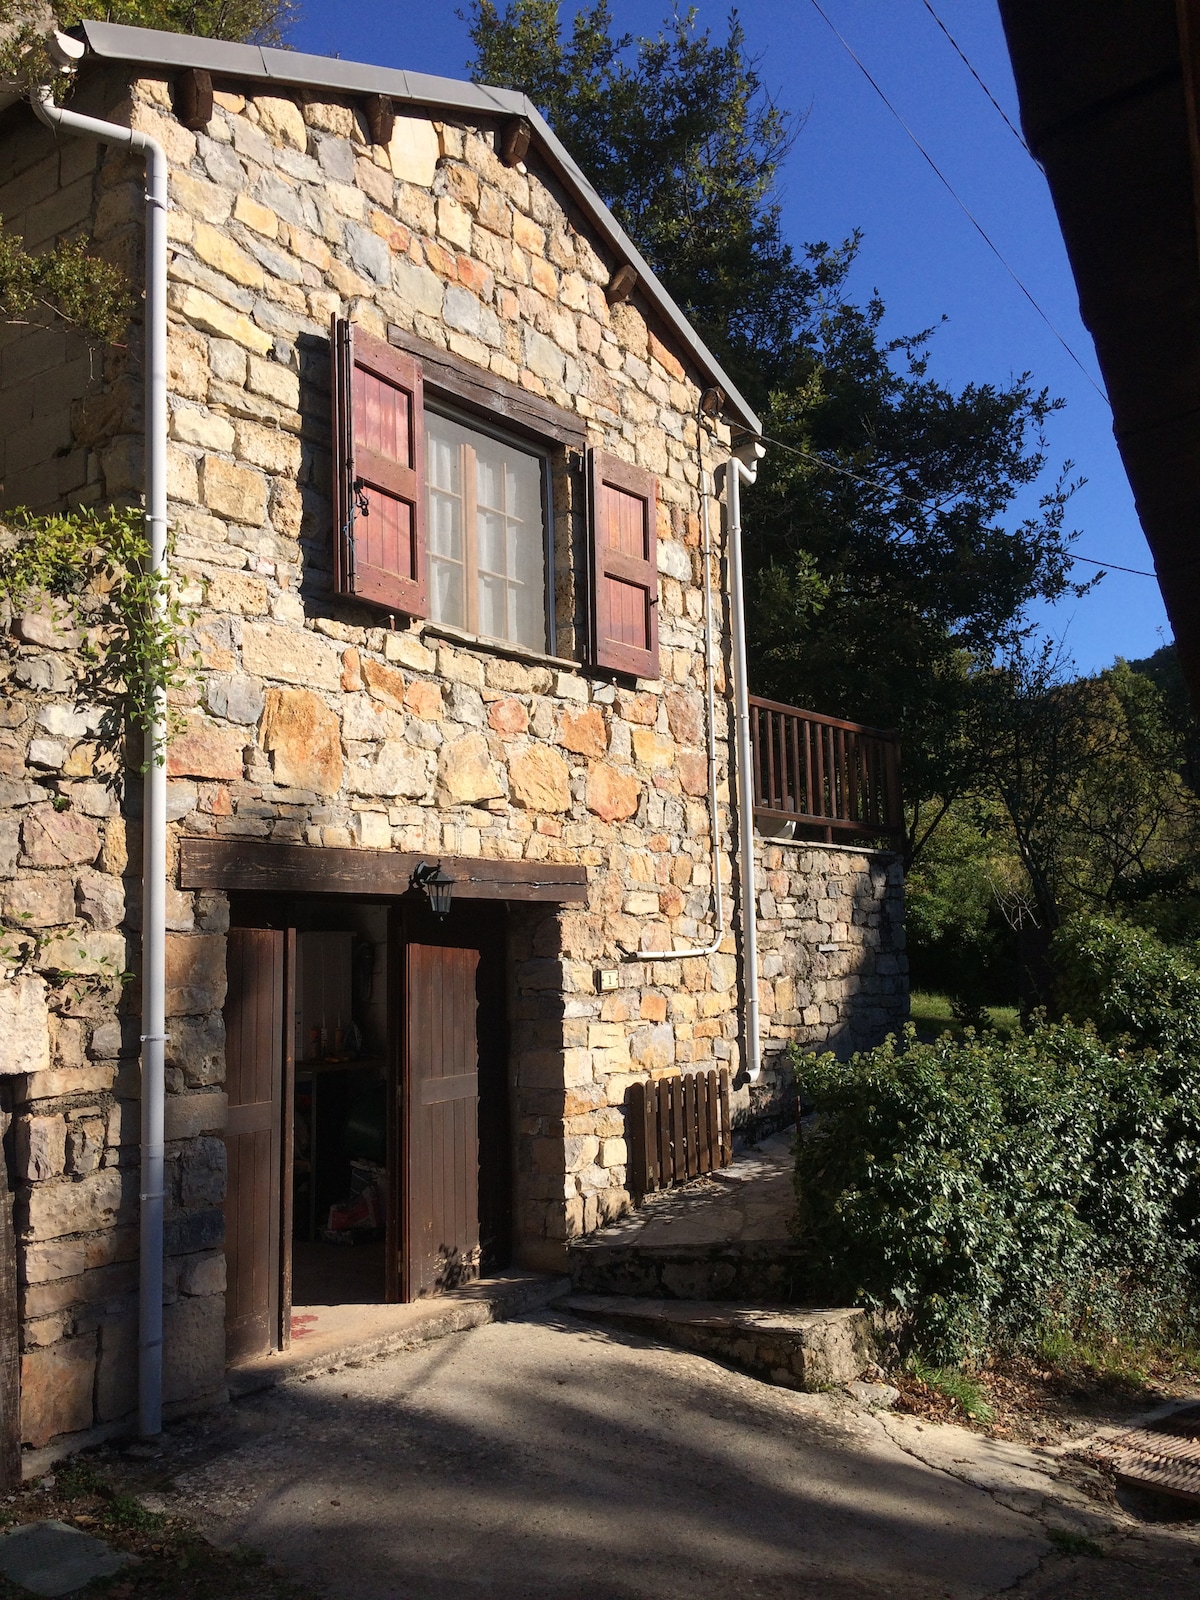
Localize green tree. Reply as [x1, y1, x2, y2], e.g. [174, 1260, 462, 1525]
[466, 2, 1088, 865]
[0, 0, 295, 333]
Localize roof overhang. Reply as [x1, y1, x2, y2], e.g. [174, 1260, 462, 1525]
[75, 20, 762, 438]
[999, 0, 1200, 698]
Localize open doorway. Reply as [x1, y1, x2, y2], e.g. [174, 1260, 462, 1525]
[222, 891, 512, 1366]
[291, 908, 389, 1307]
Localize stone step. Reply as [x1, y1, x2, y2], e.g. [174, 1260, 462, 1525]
[561, 1294, 874, 1391]
[568, 1237, 808, 1303]
[227, 1272, 571, 1398]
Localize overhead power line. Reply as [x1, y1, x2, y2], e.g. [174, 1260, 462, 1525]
[757, 432, 1158, 576]
[918, 0, 1032, 156]
[807, 0, 1111, 407]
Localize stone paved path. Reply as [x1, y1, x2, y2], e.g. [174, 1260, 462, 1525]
[148, 1311, 1072, 1600]
[584, 1127, 797, 1251]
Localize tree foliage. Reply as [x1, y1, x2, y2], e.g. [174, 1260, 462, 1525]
[0, 0, 294, 96]
[0, 219, 131, 343]
[794, 1020, 1200, 1365]
[974, 641, 1200, 934]
[466, 2, 1088, 864]
[0, 507, 194, 742]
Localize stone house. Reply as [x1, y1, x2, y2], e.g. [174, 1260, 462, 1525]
[0, 22, 906, 1464]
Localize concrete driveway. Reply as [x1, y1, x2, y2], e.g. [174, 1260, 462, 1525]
[148, 1309, 1081, 1600]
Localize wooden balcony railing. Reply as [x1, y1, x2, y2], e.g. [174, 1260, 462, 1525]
[749, 696, 903, 843]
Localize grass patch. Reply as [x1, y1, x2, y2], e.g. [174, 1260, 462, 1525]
[1037, 1328, 1200, 1389]
[906, 1357, 995, 1424]
[1046, 1527, 1105, 1558]
[0, 1457, 318, 1600]
[908, 991, 1018, 1040]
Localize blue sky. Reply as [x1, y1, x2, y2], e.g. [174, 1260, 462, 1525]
[289, 0, 1172, 675]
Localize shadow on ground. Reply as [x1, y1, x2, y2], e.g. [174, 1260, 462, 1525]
[146, 1310, 1055, 1600]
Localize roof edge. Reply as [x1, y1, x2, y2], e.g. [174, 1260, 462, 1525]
[78, 20, 762, 435]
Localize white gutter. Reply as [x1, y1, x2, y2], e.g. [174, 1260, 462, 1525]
[34, 43, 169, 1439]
[725, 442, 766, 1083]
[641, 412, 726, 966]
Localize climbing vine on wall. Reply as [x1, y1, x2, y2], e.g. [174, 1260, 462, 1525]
[0, 506, 191, 750]
[0, 224, 132, 345]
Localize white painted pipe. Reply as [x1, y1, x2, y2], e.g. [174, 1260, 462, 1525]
[641, 418, 725, 964]
[34, 68, 169, 1439]
[725, 443, 765, 1082]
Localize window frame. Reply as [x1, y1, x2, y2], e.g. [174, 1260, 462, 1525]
[423, 395, 557, 659]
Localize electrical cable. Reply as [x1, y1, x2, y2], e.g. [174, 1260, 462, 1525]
[807, 0, 1111, 407]
[754, 430, 1160, 576]
[917, 0, 1032, 156]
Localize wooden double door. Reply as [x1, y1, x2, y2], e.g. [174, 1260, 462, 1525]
[223, 899, 509, 1364]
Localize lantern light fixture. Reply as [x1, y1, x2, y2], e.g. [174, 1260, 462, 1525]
[411, 860, 455, 919]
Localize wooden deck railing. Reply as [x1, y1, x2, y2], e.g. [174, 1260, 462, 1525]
[749, 696, 902, 843]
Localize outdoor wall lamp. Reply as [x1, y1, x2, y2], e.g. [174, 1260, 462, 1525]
[411, 860, 455, 919]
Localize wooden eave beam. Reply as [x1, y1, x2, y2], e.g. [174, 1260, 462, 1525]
[173, 67, 213, 131]
[180, 837, 589, 903]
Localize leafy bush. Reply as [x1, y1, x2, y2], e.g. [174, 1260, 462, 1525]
[1053, 912, 1200, 1054]
[793, 1022, 1200, 1364]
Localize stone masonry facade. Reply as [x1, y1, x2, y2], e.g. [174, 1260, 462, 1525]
[0, 52, 906, 1458]
[755, 839, 906, 1061]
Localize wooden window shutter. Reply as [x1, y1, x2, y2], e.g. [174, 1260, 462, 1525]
[588, 448, 659, 677]
[331, 316, 427, 616]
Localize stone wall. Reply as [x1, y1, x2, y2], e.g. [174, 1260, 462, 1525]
[1, 55, 751, 1450]
[0, 94, 107, 512]
[753, 838, 907, 1094]
[0, 52, 912, 1456]
[0, 596, 228, 1456]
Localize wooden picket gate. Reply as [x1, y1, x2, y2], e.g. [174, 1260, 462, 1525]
[627, 1069, 733, 1201]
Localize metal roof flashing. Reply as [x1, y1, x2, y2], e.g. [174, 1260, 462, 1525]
[78, 20, 761, 435]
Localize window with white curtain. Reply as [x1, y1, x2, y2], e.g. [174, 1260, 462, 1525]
[425, 409, 549, 652]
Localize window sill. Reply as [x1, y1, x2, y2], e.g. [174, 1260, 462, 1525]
[419, 621, 583, 676]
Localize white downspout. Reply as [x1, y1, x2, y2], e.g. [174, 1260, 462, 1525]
[34, 49, 169, 1439]
[725, 442, 765, 1082]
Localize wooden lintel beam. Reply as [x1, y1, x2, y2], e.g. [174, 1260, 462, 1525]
[179, 837, 589, 903]
[173, 68, 213, 132]
[605, 263, 639, 305]
[500, 116, 532, 167]
[363, 93, 394, 146]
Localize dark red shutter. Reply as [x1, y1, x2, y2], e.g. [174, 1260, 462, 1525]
[589, 448, 659, 677]
[331, 317, 427, 616]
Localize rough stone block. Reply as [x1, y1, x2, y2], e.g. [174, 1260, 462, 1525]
[164, 1092, 227, 1141]
[200, 454, 268, 524]
[389, 115, 439, 185]
[508, 746, 570, 812]
[0, 974, 51, 1075]
[96, 1313, 138, 1424]
[165, 933, 227, 1016]
[24, 1169, 129, 1242]
[242, 623, 341, 690]
[260, 687, 343, 795]
[162, 1290, 225, 1406]
[438, 733, 504, 803]
[16, 1114, 66, 1181]
[559, 706, 606, 758]
[586, 764, 640, 823]
[20, 1334, 96, 1446]
[167, 712, 246, 781]
[21, 806, 100, 868]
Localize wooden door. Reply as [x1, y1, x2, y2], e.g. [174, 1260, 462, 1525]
[404, 940, 482, 1298]
[223, 928, 294, 1362]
